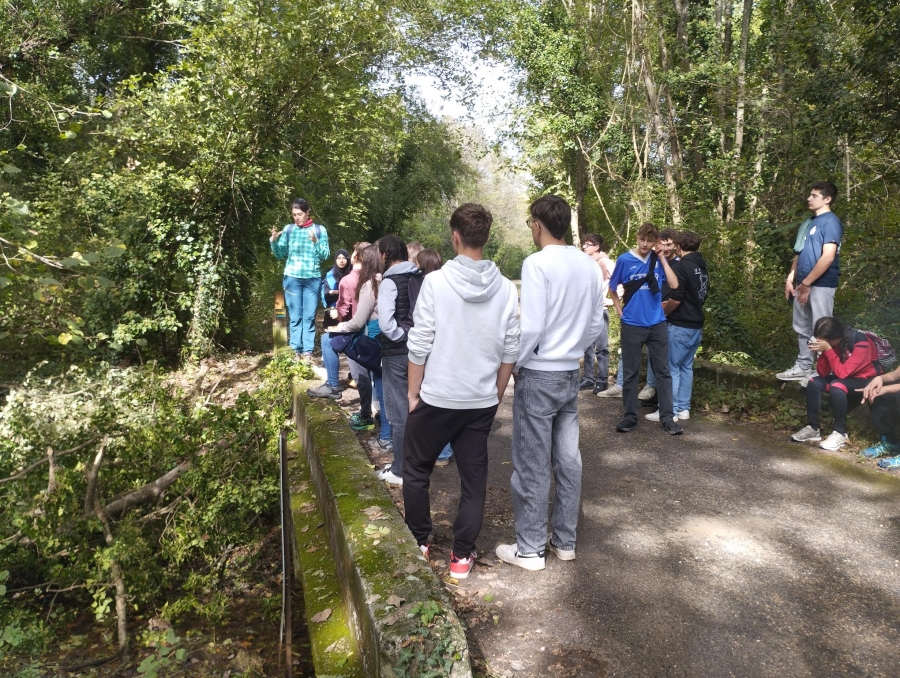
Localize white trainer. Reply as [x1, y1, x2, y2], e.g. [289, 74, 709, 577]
[495, 544, 545, 571]
[645, 410, 661, 421]
[376, 468, 403, 485]
[777, 365, 813, 381]
[596, 384, 623, 398]
[638, 386, 656, 400]
[675, 410, 690, 420]
[820, 430, 849, 451]
[791, 425, 822, 442]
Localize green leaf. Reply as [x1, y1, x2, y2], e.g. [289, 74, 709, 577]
[61, 131, 77, 140]
[33, 289, 45, 302]
[0, 81, 17, 95]
[135, 338, 148, 347]
[82, 252, 102, 263]
[38, 277, 61, 287]
[77, 276, 96, 290]
[175, 648, 186, 661]
[0, 277, 11, 288]
[58, 333, 72, 345]
[101, 110, 113, 119]
[104, 244, 126, 258]
[97, 277, 116, 289]
[62, 257, 86, 268]
[2, 164, 21, 174]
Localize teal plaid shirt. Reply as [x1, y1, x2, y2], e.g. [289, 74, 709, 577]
[270, 222, 330, 279]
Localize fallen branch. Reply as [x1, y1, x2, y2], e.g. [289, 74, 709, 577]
[0, 436, 101, 485]
[83, 436, 109, 518]
[103, 460, 193, 520]
[64, 651, 122, 673]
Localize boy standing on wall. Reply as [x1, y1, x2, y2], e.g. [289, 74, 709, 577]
[403, 204, 520, 579]
[608, 222, 682, 435]
[495, 195, 604, 571]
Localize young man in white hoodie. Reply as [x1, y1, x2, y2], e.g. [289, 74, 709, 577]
[496, 195, 604, 571]
[404, 203, 520, 579]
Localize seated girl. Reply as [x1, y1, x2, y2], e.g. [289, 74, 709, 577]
[791, 317, 877, 451]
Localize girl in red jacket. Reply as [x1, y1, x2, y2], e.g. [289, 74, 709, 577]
[791, 317, 878, 451]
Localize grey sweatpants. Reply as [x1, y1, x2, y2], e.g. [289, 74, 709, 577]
[792, 286, 836, 370]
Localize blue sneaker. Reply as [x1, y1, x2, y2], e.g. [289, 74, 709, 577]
[877, 455, 900, 470]
[861, 437, 900, 460]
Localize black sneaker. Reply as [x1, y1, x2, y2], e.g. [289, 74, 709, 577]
[662, 421, 684, 435]
[616, 418, 638, 433]
[592, 382, 608, 395]
[578, 380, 595, 391]
[306, 383, 342, 400]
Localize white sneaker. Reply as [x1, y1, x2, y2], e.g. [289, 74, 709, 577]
[675, 410, 690, 420]
[791, 425, 822, 442]
[596, 384, 622, 398]
[376, 468, 403, 485]
[638, 386, 656, 400]
[645, 410, 661, 421]
[820, 431, 849, 451]
[777, 365, 813, 381]
[547, 543, 576, 561]
[495, 543, 545, 571]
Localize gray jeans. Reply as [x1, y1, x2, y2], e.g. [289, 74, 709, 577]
[510, 368, 582, 555]
[583, 309, 610, 386]
[381, 354, 409, 475]
[792, 286, 836, 370]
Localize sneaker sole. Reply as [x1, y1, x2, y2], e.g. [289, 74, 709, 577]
[777, 375, 809, 381]
[791, 435, 822, 442]
[307, 391, 342, 400]
[597, 391, 622, 398]
[820, 441, 847, 451]
[495, 548, 545, 571]
[616, 422, 638, 433]
[434, 459, 450, 467]
[548, 544, 576, 561]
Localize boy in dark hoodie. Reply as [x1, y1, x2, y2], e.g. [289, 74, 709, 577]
[661, 230, 709, 420]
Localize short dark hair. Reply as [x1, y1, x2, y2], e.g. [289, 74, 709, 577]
[637, 222, 659, 241]
[811, 181, 839, 206]
[584, 233, 604, 250]
[450, 203, 493, 248]
[659, 227, 679, 242]
[291, 198, 310, 213]
[416, 249, 442, 275]
[530, 195, 571, 240]
[378, 234, 408, 264]
[675, 230, 701, 252]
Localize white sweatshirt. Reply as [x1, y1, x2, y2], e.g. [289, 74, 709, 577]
[407, 256, 520, 410]
[516, 245, 605, 372]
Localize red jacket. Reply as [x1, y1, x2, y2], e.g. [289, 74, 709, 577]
[336, 268, 359, 320]
[816, 332, 878, 380]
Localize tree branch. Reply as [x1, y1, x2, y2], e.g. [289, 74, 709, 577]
[83, 436, 109, 519]
[0, 436, 102, 485]
[102, 460, 193, 520]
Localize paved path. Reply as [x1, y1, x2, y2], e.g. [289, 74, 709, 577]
[426, 389, 900, 677]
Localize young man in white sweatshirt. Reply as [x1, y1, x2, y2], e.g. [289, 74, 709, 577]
[403, 203, 520, 579]
[496, 195, 604, 572]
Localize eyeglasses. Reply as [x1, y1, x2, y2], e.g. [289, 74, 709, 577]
[525, 218, 536, 228]
[582, 242, 598, 249]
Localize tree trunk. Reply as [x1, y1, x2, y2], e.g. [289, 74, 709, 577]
[725, 0, 753, 223]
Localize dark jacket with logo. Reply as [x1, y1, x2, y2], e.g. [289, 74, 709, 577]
[380, 271, 424, 357]
[667, 252, 708, 329]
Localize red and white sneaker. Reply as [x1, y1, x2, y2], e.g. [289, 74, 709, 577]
[419, 544, 430, 560]
[449, 550, 476, 579]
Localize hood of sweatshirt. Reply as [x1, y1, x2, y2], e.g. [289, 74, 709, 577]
[442, 255, 505, 303]
[383, 261, 420, 278]
[682, 251, 708, 273]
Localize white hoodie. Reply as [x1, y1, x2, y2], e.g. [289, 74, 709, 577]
[407, 255, 520, 410]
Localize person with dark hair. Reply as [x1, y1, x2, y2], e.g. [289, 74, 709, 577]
[608, 222, 682, 434]
[404, 203, 519, 579]
[859, 364, 900, 469]
[580, 233, 613, 393]
[651, 230, 708, 421]
[269, 198, 330, 360]
[306, 249, 350, 399]
[376, 235, 422, 485]
[791, 317, 878, 450]
[777, 182, 843, 383]
[495, 195, 603, 572]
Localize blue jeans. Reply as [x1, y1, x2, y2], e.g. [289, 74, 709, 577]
[510, 368, 581, 555]
[283, 275, 320, 353]
[321, 331, 339, 388]
[381, 354, 408, 476]
[616, 352, 655, 388]
[438, 443, 453, 460]
[667, 324, 702, 413]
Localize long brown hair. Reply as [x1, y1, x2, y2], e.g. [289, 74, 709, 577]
[417, 248, 442, 275]
[355, 244, 382, 301]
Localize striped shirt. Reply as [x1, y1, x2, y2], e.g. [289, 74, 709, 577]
[270, 223, 330, 279]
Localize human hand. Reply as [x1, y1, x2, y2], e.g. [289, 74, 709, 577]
[308, 230, 318, 243]
[784, 278, 794, 301]
[808, 338, 831, 353]
[794, 284, 811, 304]
[329, 309, 339, 319]
[859, 376, 884, 403]
[408, 394, 419, 413]
[270, 227, 281, 242]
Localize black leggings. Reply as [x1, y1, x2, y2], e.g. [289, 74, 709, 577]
[807, 375, 868, 434]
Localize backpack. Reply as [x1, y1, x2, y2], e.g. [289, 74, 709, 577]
[860, 329, 897, 373]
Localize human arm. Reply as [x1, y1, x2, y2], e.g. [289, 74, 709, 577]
[662, 260, 685, 315]
[659, 256, 678, 289]
[794, 244, 837, 304]
[815, 337, 874, 380]
[336, 276, 354, 320]
[377, 278, 404, 341]
[406, 277, 436, 412]
[332, 283, 376, 333]
[859, 364, 900, 402]
[270, 227, 288, 259]
[608, 258, 624, 318]
[496, 362, 514, 407]
[785, 255, 799, 300]
[407, 361, 425, 412]
[312, 226, 330, 262]
[515, 258, 547, 369]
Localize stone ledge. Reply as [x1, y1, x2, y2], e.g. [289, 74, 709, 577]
[290, 378, 472, 678]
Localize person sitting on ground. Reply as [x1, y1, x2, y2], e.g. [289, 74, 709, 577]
[376, 236, 423, 485]
[416, 248, 454, 467]
[579, 233, 612, 394]
[607, 222, 682, 434]
[404, 204, 520, 579]
[327, 245, 392, 447]
[791, 317, 878, 451]
[859, 363, 900, 469]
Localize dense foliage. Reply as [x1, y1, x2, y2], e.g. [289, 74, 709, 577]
[0, 352, 311, 663]
[482, 0, 900, 367]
